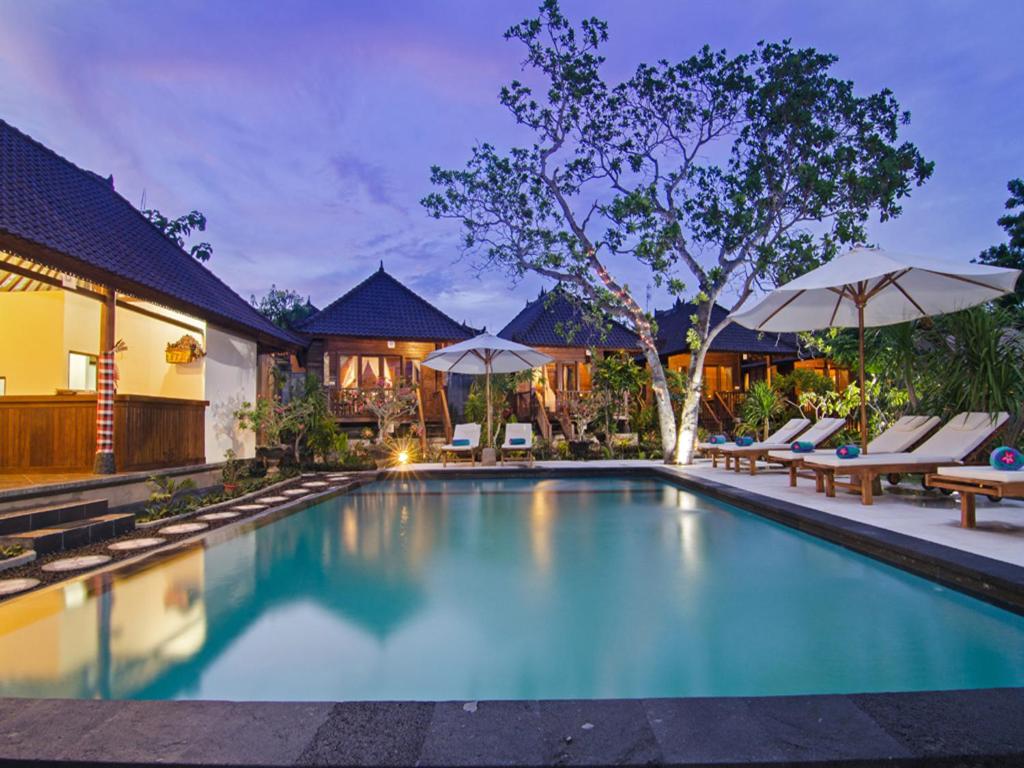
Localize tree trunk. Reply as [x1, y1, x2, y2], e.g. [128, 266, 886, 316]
[642, 346, 677, 462]
[673, 342, 710, 465]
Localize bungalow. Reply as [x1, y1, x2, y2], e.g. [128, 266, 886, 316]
[498, 287, 641, 437]
[297, 264, 477, 439]
[654, 300, 846, 431]
[0, 119, 301, 476]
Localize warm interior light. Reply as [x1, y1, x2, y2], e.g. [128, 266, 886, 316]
[398, 450, 410, 465]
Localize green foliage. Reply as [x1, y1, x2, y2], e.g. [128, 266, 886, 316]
[0, 543, 25, 559]
[918, 306, 1024, 444]
[463, 373, 524, 445]
[250, 285, 317, 330]
[591, 354, 648, 445]
[221, 450, 243, 485]
[145, 475, 197, 518]
[357, 381, 419, 444]
[740, 381, 784, 440]
[975, 178, 1024, 312]
[142, 208, 213, 262]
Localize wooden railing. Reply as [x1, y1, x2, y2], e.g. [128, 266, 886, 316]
[0, 394, 206, 473]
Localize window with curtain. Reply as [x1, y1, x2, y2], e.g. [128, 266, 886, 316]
[336, 355, 357, 388]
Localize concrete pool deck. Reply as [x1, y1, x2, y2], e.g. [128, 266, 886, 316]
[2, 461, 1024, 766]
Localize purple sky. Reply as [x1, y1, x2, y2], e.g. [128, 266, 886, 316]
[1, 0, 1021, 332]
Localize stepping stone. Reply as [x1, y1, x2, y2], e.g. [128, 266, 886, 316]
[42, 555, 111, 573]
[158, 522, 209, 535]
[327, 474, 349, 480]
[109, 537, 166, 552]
[199, 511, 242, 521]
[0, 578, 39, 597]
[258, 496, 289, 504]
[302, 481, 329, 488]
[282, 488, 310, 496]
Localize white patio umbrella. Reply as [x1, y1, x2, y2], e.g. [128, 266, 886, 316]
[730, 246, 1020, 453]
[421, 333, 553, 447]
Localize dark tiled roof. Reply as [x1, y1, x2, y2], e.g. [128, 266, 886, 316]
[655, 301, 799, 356]
[298, 265, 478, 341]
[0, 120, 301, 347]
[498, 288, 641, 350]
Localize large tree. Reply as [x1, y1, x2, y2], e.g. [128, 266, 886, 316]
[251, 285, 317, 330]
[975, 177, 1024, 312]
[142, 208, 214, 262]
[423, 1, 931, 462]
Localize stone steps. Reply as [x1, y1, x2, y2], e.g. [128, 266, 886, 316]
[0, 498, 133, 555]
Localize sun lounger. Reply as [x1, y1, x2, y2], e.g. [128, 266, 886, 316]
[710, 418, 811, 472]
[441, 423, 481, 467]
[925, 466, 1024, 528]
[500, 423, 534, 467]
[803, 412, 1009, 505]
[729, 417, 847, 479]
[768, 415, 940, 489]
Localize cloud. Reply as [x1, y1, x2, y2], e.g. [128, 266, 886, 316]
[331, 153, 406, 214]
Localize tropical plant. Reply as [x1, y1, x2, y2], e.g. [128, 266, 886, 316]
[423, 0, 932, 463]
[740, 381, 784, 440]
[221, 449, 243, 487]
[251, 285, 318, 330]
[357, 382, 419, 444]
[919, 306, 1024, 445]
[565, 391, 610, 442]
[142, 208, 213, 262]
[975, 178, 1024, 312]
[591, 353, 648, 448]
[146, 475, 197, 516]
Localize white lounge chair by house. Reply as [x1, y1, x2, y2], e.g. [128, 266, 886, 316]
[500, 423, 534, 467]
[441, 423, 482, 467]
[803, 412, 1010, 505]
[722, 417, 847, 476]
[926, 466, 1024, 528]
[709, 418, 811, 470]
[768, 415, 940, 488]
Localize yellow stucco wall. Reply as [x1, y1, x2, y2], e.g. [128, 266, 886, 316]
[114, 302, 205, 401]
[0, 291, 66, 395]
[0, 290, 206, 400]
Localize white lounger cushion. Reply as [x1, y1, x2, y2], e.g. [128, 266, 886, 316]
[867, 415, 940, 453]
[804, 412, 1009, 469]
[935, 466, 1024, 483]
[443, 423, 481, 451]
[716, 418, 811, 453]
[502, 423, 533, 449]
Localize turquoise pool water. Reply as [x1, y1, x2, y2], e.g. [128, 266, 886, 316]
[1, 476, 1023, 701]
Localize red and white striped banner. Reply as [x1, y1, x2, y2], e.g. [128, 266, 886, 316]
[95, 350, 116, 455]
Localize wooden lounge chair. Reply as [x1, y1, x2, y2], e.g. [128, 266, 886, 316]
[709, 418, 811, 472]
[925, 466, 1024, 528]
[768, 415, 940, 489]
[441, 423, 481, 467]
[803, 412, 1010, 505]
[500, 423, 534, 467]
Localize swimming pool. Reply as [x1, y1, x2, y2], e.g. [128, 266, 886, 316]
[1, 476, 1022, 701]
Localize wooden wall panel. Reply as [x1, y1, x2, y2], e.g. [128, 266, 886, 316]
[0, 394, 206, 473]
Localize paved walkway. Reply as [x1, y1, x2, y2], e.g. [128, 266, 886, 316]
[396, 459, 1024, 568]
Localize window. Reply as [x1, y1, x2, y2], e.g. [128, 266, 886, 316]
[68, 352, 98, 391]
[0, 377, 5, 396]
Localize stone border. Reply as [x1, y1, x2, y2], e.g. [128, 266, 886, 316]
[0, 551, 35, 574]
[1, 689, 1022, 765]
[135, 475, 296, 529]
[2, 466, 1024, 766]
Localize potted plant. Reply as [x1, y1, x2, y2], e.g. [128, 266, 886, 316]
[222, 449, 243, 494]
[566, 392, 608, 460]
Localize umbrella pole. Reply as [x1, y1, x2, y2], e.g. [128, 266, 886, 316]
[857, 302, 868, 454]
[486, 356, 493, 448]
